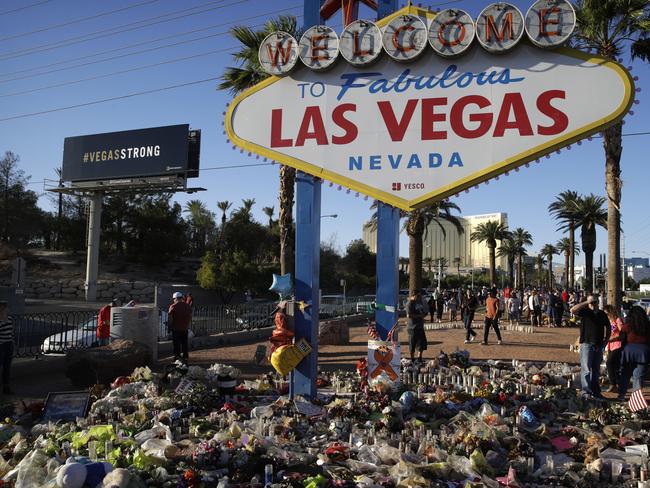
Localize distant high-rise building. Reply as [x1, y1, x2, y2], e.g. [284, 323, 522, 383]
[363, 212, 509, 270]
[625, 257, 650, 267]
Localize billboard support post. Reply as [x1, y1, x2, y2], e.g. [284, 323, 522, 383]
[85, 193, 103, 302]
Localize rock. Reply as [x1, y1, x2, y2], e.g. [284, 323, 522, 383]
[65, 339, 154, 387]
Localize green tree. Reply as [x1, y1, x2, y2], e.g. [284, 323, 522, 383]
[219, 15, 302, 276]
[320, 242, 342, 293]
[556, 237, 581, 289]
[572, 193, 607, 293]
[549, 190, 580, 290]
[183, 199, 216, 256]
[340, 239, 376, 293]
[511, 227, 533, 289]
[123, 195, 188, 265]
[541, 244, 558, 288]
[0, 151, 46, 247]
[471, 221, 510, 286]
[575, 0, 650, 309]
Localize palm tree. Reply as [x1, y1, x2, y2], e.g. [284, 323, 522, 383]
[219, 15, 302, 276]
[405, 202, 463, 295]
[572, 193, 607, 293]
[369, 200, 463, 295]
[511, 227, 533, 289]
[453, 256, 461, 277]
[471, 221, 510, 286]
[548, 190, 580, 290]
[217, 200, 232, 227]
[535, 254, 546, 288]
[262, 206, 275, 228]
[556, 237, 581, 289]
[423, 256, 434, 286]
[237, 198, 256, 221]
[575, 0, 650, 309]
[184, 200, 215, 254]
[497, 237, 519, 287]
[541, 244, 558, 289]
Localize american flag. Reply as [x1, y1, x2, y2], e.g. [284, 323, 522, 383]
[629, 389, 648, 412]
[367, 322, 379, 340]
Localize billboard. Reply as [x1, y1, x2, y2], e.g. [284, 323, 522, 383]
[225, 4, 633, 211]
[62, 124, 199, 183]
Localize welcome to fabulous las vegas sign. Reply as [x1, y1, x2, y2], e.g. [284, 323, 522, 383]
[225, 1, 635, 211]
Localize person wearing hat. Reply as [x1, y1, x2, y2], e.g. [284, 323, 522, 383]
[168, 292, 192, 363]
[0, 302, 13, 395]
[96, 299, 118, 347]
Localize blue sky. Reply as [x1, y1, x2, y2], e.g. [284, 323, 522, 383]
[1, 0, 649, 263]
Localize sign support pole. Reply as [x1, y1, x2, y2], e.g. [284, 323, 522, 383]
[291, 0, 322, 399]
[374, 0, 399, 341]
[85, 192, 103, 302]
[291, 172, 321, 399]
[376, 203, 400, 339]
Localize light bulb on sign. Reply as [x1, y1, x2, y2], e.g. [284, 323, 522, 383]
[258, 31, 299, 76]
[339, 20, 383, 66]
[476, 3, 525, 53]
[382, 14, 428, 62]
[299, 26, 340, 71]
[429, 9, 476, 58]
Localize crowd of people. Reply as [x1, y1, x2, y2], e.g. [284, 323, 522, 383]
[407, 284, 650, 402]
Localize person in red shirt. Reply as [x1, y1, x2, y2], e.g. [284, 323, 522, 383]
[618, 306, 650, 401]
[97, 299, 118, 346]
[482, 289, 503, 345]
[168, 292, 192, 363]
[185, 293, 194, 308]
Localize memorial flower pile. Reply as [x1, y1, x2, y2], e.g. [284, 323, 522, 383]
[0, 355, 648, 487]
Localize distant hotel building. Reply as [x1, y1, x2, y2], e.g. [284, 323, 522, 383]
[362, 212, 509, 270]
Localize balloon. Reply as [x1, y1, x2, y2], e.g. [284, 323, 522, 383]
[269, 273, 292, 299]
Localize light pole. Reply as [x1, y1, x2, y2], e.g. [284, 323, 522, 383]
[321, 214, 338, 219]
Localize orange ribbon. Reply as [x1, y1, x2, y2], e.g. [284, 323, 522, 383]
[370, 346, 398, 381]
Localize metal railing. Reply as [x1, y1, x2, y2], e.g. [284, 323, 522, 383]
[11, 297, 372, 357]
[12, 310, 97, 358]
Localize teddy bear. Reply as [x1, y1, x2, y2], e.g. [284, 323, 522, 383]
[56, 457, 112, 488]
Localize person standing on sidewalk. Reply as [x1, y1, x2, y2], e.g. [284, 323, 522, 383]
[406, 290, 427, 363]
[96, 299, 118, 347]
[617, 306, 650, 401]
[603, 304, 624, 392]
[483, 289, 503, 345]
[462, 288, 478, 344]
[571, 295, 610, 399]
[0, 302, 13, 395]
[168, 292, 192, 363]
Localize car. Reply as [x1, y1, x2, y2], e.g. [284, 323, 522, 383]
[41, 316, 98, 355]
[235, 312, 274, 330]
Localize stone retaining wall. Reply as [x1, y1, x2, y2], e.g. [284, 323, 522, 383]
[8, 278, 155, 302]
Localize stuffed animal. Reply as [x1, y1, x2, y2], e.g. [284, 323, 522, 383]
[56, 458, 112, 488]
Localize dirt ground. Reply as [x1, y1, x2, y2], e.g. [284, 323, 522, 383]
[6, 318, 586, 403]
[161, 320, 581, 378]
